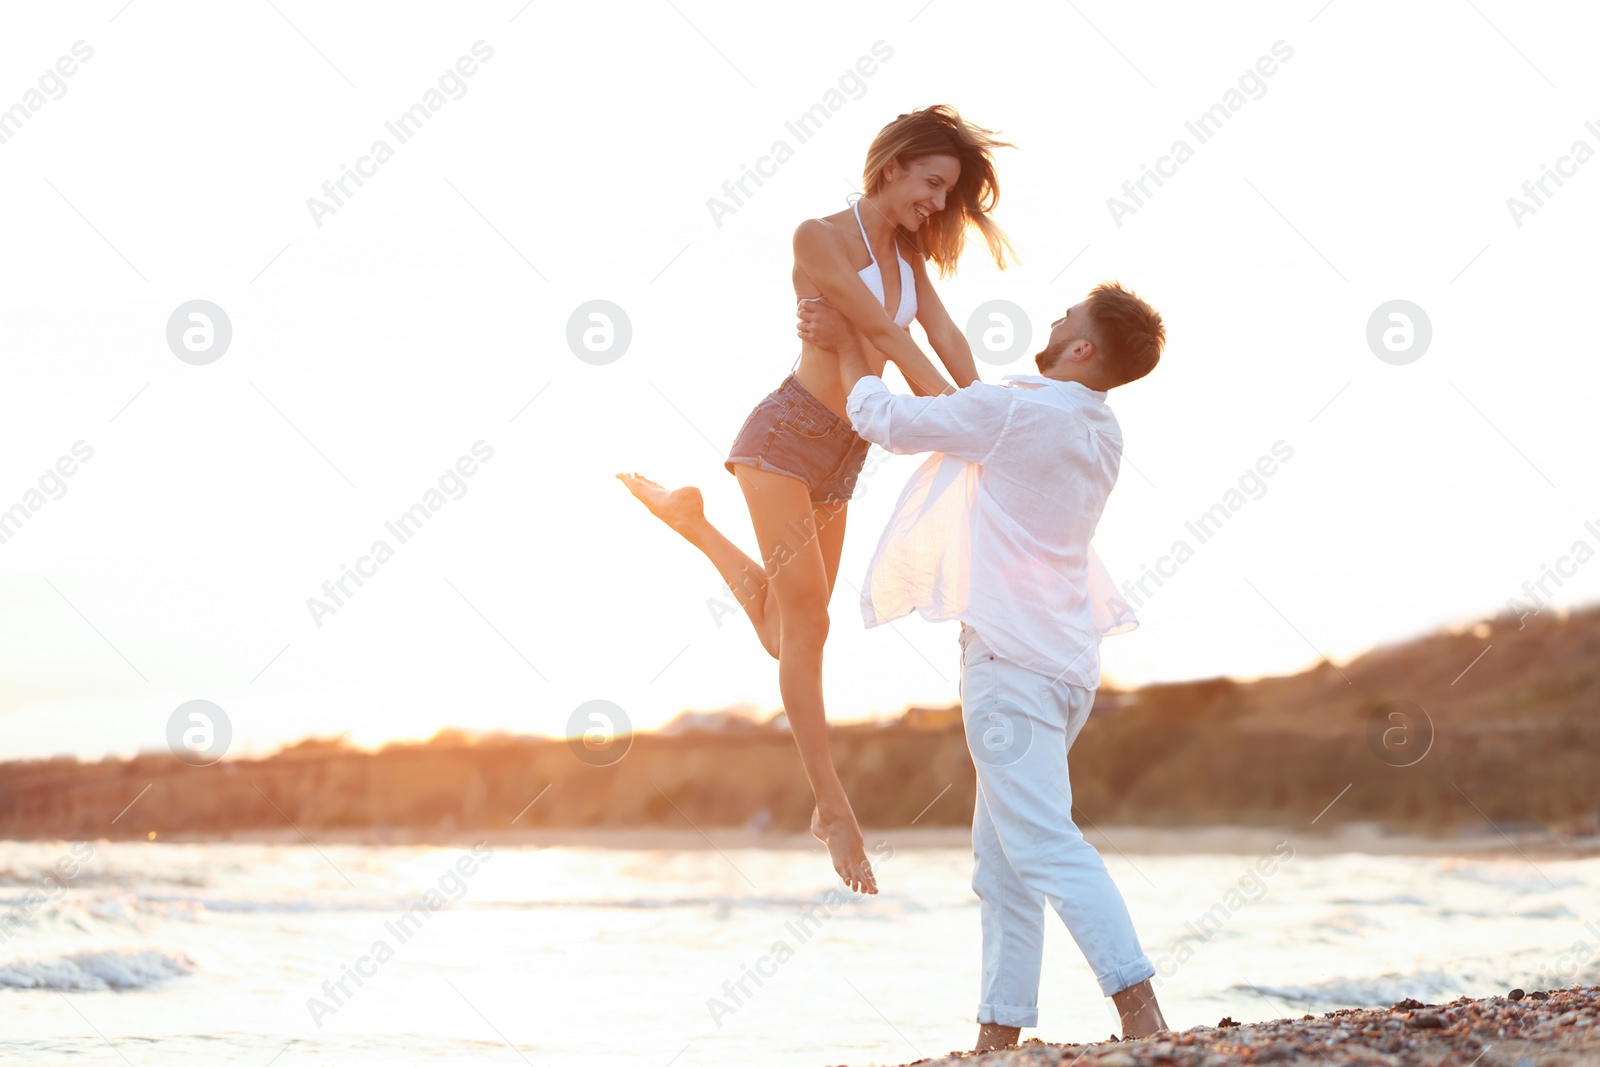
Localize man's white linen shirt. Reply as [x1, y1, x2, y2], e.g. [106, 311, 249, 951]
[845, 373, 1137, 689]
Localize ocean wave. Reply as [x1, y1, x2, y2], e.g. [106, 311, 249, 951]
[114, 891, 929, 915]
[6, 888, 920, 921]
[1326, 894, 1428, 906]
[1237, 970, 1473, 1006]
[494, 892, 930, 913]
[1438, 864, 1584, 891]
[0, 949, 196, 991]
[0, 867, 206, 890]
[1235, 960, 1600, 1009]
[0, 890, 205, 933]
[1433, 904, 1579, 921]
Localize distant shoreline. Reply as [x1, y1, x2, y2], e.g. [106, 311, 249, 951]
[6, 822, 1596, 859]
[6, 607, 1598, 845]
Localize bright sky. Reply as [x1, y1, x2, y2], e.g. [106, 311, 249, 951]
[2, 1, 1596, 762]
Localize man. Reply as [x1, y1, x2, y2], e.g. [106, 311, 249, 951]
[797, 282, 1169, 1051]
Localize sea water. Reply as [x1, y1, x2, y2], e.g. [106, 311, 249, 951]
[2, 838, 1597, 1065]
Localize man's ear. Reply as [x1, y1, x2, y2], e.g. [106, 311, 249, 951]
[1066, 338, 1095, 364]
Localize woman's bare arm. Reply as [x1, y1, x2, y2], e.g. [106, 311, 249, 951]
[908, 253, 981, 388]
[793, 219, 955, 397]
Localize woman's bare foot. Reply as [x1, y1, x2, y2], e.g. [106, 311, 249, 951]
[811, 807, 877, 895]
[615, 472, 705, 534]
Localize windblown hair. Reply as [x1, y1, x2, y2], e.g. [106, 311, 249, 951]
[1083, 282, 1166, 387]
[862, 104, 1015, 277]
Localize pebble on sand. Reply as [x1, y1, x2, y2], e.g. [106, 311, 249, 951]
[869, 985, 1600, 1067]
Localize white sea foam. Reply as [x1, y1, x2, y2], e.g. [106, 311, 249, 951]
[1239, 969, 1472, 1006]
[119, 890, 911, 915]
[1326, 894, 1428, 906]
[0, 948, 196, 991]
[1439, 864, 1584, 891]
[1238, 962, 1600, 1009]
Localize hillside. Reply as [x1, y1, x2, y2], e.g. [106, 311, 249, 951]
[2, 604, 1597, 839]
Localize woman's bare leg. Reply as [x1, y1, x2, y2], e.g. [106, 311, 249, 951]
[614, 474, 852, 660]
[617, 469, 870, 892]
[734, 465, 875, 895]
[812, 494, 849, 598]
[615, 473, 781, 658]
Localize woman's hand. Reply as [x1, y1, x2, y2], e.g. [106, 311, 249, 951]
[812, 803, 878, 895]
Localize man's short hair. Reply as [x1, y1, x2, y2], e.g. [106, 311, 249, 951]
[1084, 282, 1165, 387]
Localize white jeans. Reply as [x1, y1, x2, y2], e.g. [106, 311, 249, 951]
[959, 622, 1155, 1027]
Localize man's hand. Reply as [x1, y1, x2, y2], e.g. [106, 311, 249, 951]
[799, 297, 875, 395]
[796, 297, 856, 352]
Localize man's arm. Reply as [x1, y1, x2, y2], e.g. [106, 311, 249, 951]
[799, 299, 1012, 461]
[847, 378, 1014, 462]
[797, 296, 903, 395]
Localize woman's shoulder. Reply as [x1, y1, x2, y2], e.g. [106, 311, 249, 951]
[794, 208, 854, 236]
[793, 211, 856, 255]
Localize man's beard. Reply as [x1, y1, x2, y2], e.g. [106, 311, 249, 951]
[1034, 337, 1068, 373]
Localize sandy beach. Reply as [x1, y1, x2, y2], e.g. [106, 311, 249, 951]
[867, 986, 1600, 1067]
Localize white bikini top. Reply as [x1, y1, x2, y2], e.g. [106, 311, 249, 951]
[851, 197, 917, 328]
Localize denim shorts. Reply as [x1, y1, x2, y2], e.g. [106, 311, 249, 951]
[725, 374, 871, 505]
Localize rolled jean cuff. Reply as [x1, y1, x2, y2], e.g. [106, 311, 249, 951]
[1096, 955, 1157, 998]
[977, 1001, 1039, 1028]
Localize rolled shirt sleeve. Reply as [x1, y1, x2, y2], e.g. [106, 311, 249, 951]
[846, 376, 1016, 464]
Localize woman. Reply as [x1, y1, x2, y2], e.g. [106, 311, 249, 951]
[618, 104, 1014, 895]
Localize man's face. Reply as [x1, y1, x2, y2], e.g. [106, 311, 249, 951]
[1034, 301, 1091, 373]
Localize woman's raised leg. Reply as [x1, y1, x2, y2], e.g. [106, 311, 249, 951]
[615, 473, 782, 658]
[614, 475, 851, 660]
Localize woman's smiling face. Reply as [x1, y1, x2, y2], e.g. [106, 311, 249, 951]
[881, 153, 960, 231]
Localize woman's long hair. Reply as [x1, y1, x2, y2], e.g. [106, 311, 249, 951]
[862, 104, 1015, 277]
